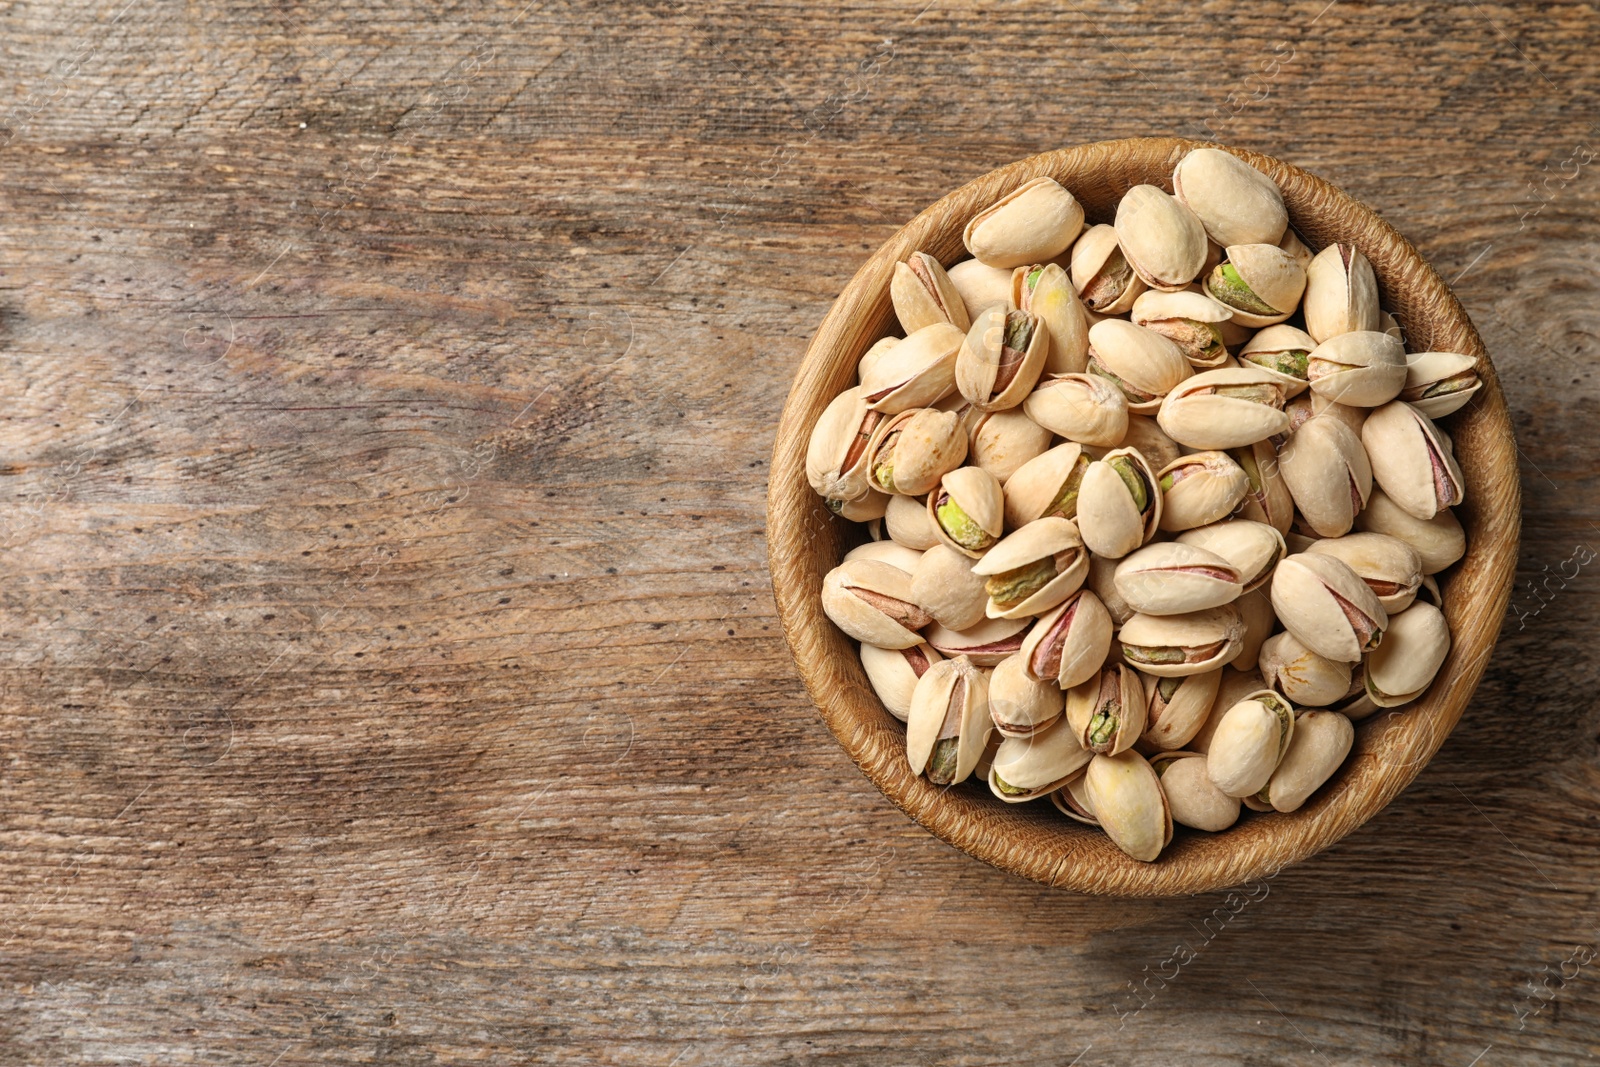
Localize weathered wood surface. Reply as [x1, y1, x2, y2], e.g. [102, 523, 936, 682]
[0, 1, 1596, 1063]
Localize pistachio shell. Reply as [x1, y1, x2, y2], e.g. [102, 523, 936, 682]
[859, 322, 965, 413]
[1120, 415, 1186, 472]
[1087, 552, 1135, 627]
[1401, 351, 1482, 418]
[1155, 451, 1251, 532]
[1361, 400, 1465, 521]
[1077, 447, 1162, 559]
[1204, 244, 1306, 328]
[1258, 710, 1353, 812]
[910, 544, 990, 631]
[1278, 414, 1372, 538]
[1156, 366, 1291, 450]
[1278, 227, 1314, 272]
[957, 305, 1050, 412]
[1115, 184, 1209, 292]
[1023, 373, 1129, 447]
[1270, 552, 1388, 663]
[1019, 588, 1114, 689]
[1306, 531, 1424, 613]
[1306, 331, 1407, 407]
[1118, 605, 1244, 678]
[1050, 773, 1100, 825]
[946, 258, 1016, 322]
[1014, 263, 1090, 374]
[964, 176, 1085, 269]
[988, 651, 1067, 738]
[1205, 690, 1295, 797]
[906, 656, 992, 784]
[892, 251, 971, 334]
[1188, 668, 1267, 753]
[807, 386, 884, 503]
[928, 466, 1006, 558]
[923, 615, 1033, 667]
[1175, 519, 1286, 593]
[1066, 664, 1147, 756]
[821, 559, 935, 649]
[1354, 489, 1465, 574]
[843, 540, 924, 572]
[988, 716, 1093, 802]
[1302, 243, 1380, 343]
[1238, 323, 1316, 398]
[1085, 751, 1173, 861]
[830, 489, 890, 522]
[865, 407, 969, 496]
[968, 408, 1053, 484]
[1114, 542, 1243, 616]
[1285, 391, 1366, 439]
[1232, 588, 1277, 670]
[1171, 148, 1289, 247]
[858, 335, 900, 384]
[970, 516, 1090, 619]
[861, 641, 942, 722]
[1003, 443, 1090, 529]
[1150, 750, 1241, 831]
[1070, 223, 1146, 314]
[1086, 319, 1194, 414]
[1229, 439, 1294, 534]
[1365, 601, 1450, 707]
[884, 492, 942, 550]
[1140, 669, 1222, 751]
[1131, 288, 1234, 368]
[1258, 630, 1353, 707]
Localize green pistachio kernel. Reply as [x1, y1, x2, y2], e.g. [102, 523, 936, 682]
[1123, 644, 1184, 665]
[1208, 263, 1279, 316]
[1088, 701, 1119, 746]
[936, 497, 995, 551]
[1004, 310, 1035, 352]
[985, 556, 1058, 609]
[1046, 456, 1091, 520]
[1213, 383, 1281, 404]
[1244, 349, 1309, 380]
[1025, 267, 1044, 290]
[994, 773, 1031, 796]
[1230, 446, 1263, 492]
[1157, 676, 1183, 703]
[927, 738, 960, 784]
[1107, 456, 1149, 512]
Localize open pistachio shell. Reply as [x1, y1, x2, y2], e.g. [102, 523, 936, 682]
[859, 322, 965, 414]
[1156, 451, 1251, 531]
[1175, 519, 1286, 593]
[1119, 605, 1245, 678]
[1278, 414, 1372, 538]
[906, 656, 992, 785]
[1115, 184, 1209, 292]
[1157, 366, 1291, 450]
[1206, 690, 1295, 798]
[1354, 489, 1465, 574]
[927, 466, 1005, 558]
[1014, 263, 1090, 374]
[1022, 373, 1128, 449]
[892, 251, 971, 334]
[968, 408, 1053, 484]
[1020, 588, 1114, 690]
[885, 492, 942, 550]
[1303, 243, 1380, 343]
[1085, 750, 1173, 862]
[947, 258, 1016, 323]
[821, 559, 935, 649]
[1172, 148, 1288, 247]
[1140, 669, 1222, 751]
[1233, 588, 1277, 670]
[1050, 772, 1100, 825]
[858, 335, 900, 384]
[1270, 552, 1388, 663]
[1131, 288, 1234, 369]
[865, 407, 968, 497]
[1306, 531, 1424, 613]
[988, 651, 1066, 738]
[971, 516, 1090, 620]
[958, 305, 1050, 412]
[843, 540, 923, 572]
[1152, 750, 1241, 831]
[1238, 323, 1315, 398]
[1003, 443, 1090, 529]
[1121, 415, 1186, 473]
[988, 717, 1093, 803]
[1066, 663, 1147, 756]
[1306, 330, 1407, 407]
[1204, 243, 1306, 328]
[1401, 351, 1482, 418]
[1361, 400, 1465, 521]
[1077, 446, 1162, 559]
[1257, 710, 1353, 812]
[964, 176, 1084, 269]
[1086, 318, 1193, 414]
[910, 544, 990, 631]
[924, 615, 1032, 667]
[1365, 601, 1450, 707]
[861, 641, 942, 722]
[807, 385, 884, 503]
[1258, 630, 1353, 707]
[1114, 542, 1243, 616]
[1229, 438, 1294, 534]
[1070, 223, 1147, 314]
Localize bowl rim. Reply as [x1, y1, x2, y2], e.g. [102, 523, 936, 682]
[766, 136, 1521, 896]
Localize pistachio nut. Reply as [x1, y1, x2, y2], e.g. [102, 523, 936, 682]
[1175, 519, 1287, 593]
[1070, 223, 1147, 314]
[1277, 414, 1373, 538]
[1171, 148, 1289, 248]
[1306, 531, 1424, 613]
[1229, 439, 1295, 534]
[964, 176, 1085, 268]
[1257, 630, 1353, 707]
[1084, 750, 1173, 862]
[927, 466, 1005, 558]
[1283, 390, 1366, 441]
[1233, 588, 1277, 670]
[843, 539, 923, 572]
[947, 258, 1016, 323]
[1066, 663, 1148, 756]
[1157, 367, 1291, 450]
[989, 650, 1067, 739]
[1150, 750, 1241, 831]
[1204, 244, 1307, 328]
[1077, 447, 1162, 558]
[1354, 489, 1466, 574]
[910, 543, 990, 631]
[971, 516, 1090, 619]
[1131, 288, 1234, 368]
[1023, 372, 1129, 448]
[957, 305, 1050, 411]
[1238, 323, 1316, 398]
[859, 321, 965, 413]
[1270, 551, 1388, 662]
[988, 717, 1093, 803]
[1114, 184, 1209, 292]
[1278, 227, 1314, 272]
[865, 407, 969, 496]
[1255, 710, 1354, 813]
[807, 385, 884, 504]
[1188, 667, 1268, 754]
[1155, 451, 1251, 531]
[884, 491, 942, 550]
[1003, 443, 1090, 528]
[1121, 415, 1186, 473]
[821, 558, 935, 649]
[1087, 552, 1136, 627]
[1050, 773, 1100, 825]
[1401, 351, 1482, 418]
[1365, 601, 1450, 707]
[1014, 262, 1090, 374]
[906, 655, 993, 785]
[891, 251, 971, 334]
[1205, 689, 1296, 798]
[1140, 669, 1222, 751]
[1086, 318, 1193, 414]
[923, 615, 1032, 667]
[858, 335, 900, 384]
[968, 408, 1053, 483]
[830, 490, 890, 522]
[1306, 330, 1407, 407]
[861, 641, 942, 722]
[1119, 605, 1245, 677]
[1303, 243, 1381, 343]
[1361, 400, 1465, 521]
[1019, 588, 1114, 689]
[1114, 542, 1244, 616]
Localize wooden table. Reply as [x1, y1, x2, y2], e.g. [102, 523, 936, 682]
[0, 2, 1595, 1063]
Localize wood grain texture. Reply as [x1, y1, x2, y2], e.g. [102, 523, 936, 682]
[0, 0, 1596, 1063]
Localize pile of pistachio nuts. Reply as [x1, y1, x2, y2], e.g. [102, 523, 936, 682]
[810, 148, 1477, 863]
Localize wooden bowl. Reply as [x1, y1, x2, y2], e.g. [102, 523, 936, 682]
[766, 137, 1520, 896]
